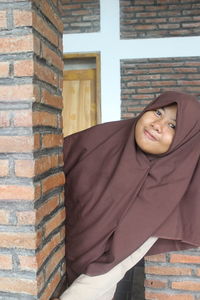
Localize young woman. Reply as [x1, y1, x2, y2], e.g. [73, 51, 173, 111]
[53, 91, 200, 300]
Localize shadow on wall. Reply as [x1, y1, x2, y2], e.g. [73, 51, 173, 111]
[114, 259, 144, 300]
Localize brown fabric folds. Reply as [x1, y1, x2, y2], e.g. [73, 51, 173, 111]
[63, 91, 200, 283]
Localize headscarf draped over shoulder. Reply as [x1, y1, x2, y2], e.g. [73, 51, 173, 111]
[63, 91, 200, 283]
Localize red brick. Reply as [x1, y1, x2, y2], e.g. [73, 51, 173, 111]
[0, 111, 10, 127]
[18, 255, 37, 271]
[35, 61, 58, 87]
[40, 270, 61, 300]
[15, 159, 34, 178]
[159, 24, 180, 29]
[31, 84, 41, 102]
[0, 232, 37, 249]
[58, 36, 63, 52]
[196, 269, 200, 276]
[35, 154, 58, 175]
[42, 172, 65, 194]
[121, 113, 135, 118]
[0, 10, 7, 28]
[41, 43, 63, 70]
[0, 62, 9, 77]
[128, 106, 145, 112]
[36, 232, 61, 267]
[187, 86, 200, 92]
[133, 0, 154, 4]
[0, 84, 34, 101]
[33, 111, 57, 127]
[34, 0, 63, 33]
[13, 110, 58, 128]
[13, 10, 32, 27]
[137, 74, 161, 80]
[145, 265, 192, 276]
[71, 22, 91, 27]
[0, 254, 12, 270]
[0, 209, 10, 224]
[172, 281, 200, 291]
[16, 211, 36, 225]
[134, 24, 157, 30]
[151, 68, 174, 74]
[42, 133, 63, 148]
[0, 277, 37, 295]
[37, 270, 45, 293]
[32, 12, 58, 47]
[34, 133, 41, 150]
[137, 88, 161, 93]
[169, 17, 192, 23]
[185, 62, 200, 67]
[0, 136, 37, 153]
[0, 159, 9, 177]
[57, 114, 63, 129]
[170, 29, 191, 36]
[44, 208, 65, 237]
[145, 291, 194, 300]
[170, 253, 200, 264]
[178, 80, 200, 85]
[13, 110, 32, 127]
[183, 22, 200, 28]
[58, 152, 64, 167]
[151, 80, 177, 86]
[45, 244, 65, 278]
[145, 253, 166, 262]
[0, 184, 40, 201]
[188, 74, 200, 79]
[60, 225, 65, 241]
[59, 190, 65, 204]
[33, 34, 41, 56]
[41, 89, 63, 109]
[58, 75, 63, 90]
[145, 279, 167, 289]
[127, 81, 147, 87]
[161, 74, 186, 80]
[36, 195, 59, 224]
[14, 60, 34, 77]
[1, 35, 33, 53]
[62, 4, 81, 10]
[136, 12, 156, 17]
[57, 0, 63, 12]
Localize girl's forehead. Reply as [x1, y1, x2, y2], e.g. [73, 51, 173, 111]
[161, 104, 177, 113]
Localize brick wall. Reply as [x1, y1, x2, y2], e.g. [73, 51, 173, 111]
[145, 250, 200, 300]
[61, 0, 100, 34]
[121, 57, 200, 299]
[121, 56, 200, 119]
[120, 0, 200, 39]
[0, 1, 65, 299]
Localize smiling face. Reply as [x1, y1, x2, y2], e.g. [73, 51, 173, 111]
[135, 104, 177, 155]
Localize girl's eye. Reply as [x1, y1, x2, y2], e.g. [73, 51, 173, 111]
[169, 123, 176, 130]
[155, 109, 162, 116]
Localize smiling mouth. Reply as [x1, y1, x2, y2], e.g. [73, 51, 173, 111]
[144, 129, 158, 141]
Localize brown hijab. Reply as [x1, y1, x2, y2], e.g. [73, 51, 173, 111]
[63, 91, 200, 283]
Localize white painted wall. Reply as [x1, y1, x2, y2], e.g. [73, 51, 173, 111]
[63, 0, 200, 123]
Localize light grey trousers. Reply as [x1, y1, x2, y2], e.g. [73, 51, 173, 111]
[60, 236, 158, 300]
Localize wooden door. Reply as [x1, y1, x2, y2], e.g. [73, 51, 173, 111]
[62, 68, 98, 137]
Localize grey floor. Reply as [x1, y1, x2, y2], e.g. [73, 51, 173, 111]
[114, 259, 145, 300]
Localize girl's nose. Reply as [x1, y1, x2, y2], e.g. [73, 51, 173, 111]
[151, 120, 162, 133]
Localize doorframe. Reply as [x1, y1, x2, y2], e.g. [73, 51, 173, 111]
[63, 52, 101, 124]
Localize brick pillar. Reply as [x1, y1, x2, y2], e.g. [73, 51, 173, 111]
[0, 1, 65, 299]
